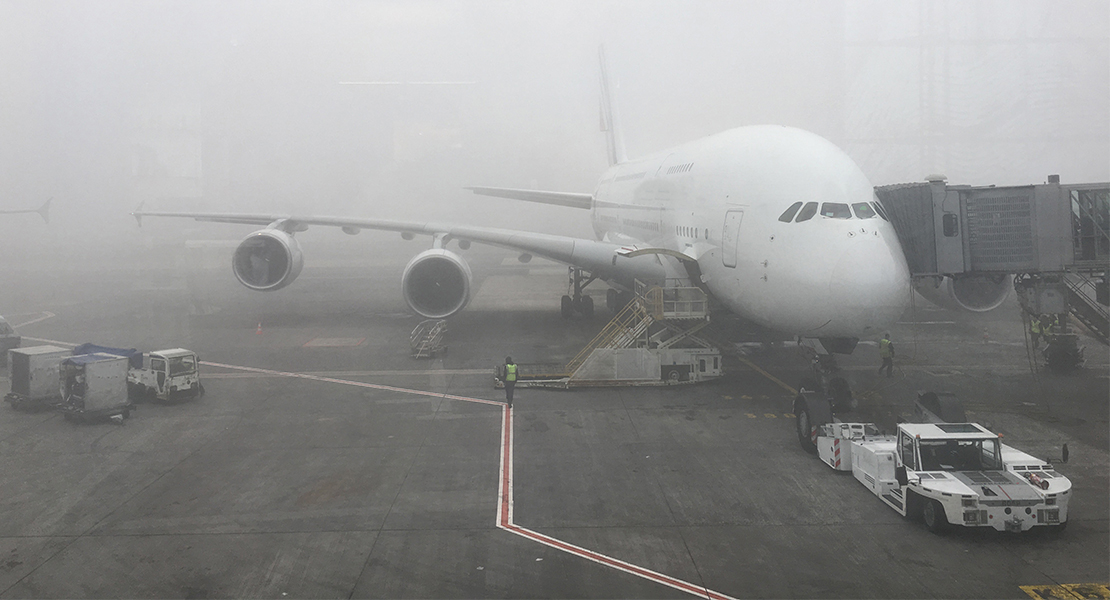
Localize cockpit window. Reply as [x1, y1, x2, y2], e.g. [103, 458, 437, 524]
[821, 203, 852, 219]
[795, 202, 818, 222]
[871, 201, 889, 221]
[778, 202, 803, 223]
[852, 202, 876, 219]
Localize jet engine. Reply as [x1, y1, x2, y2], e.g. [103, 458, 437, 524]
[402, 249, 473, 319]
[914, 274, 1011, 313]
[232, 229, 304, 291]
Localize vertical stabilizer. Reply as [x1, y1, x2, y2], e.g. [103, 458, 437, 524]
[598, 46, 628, 166]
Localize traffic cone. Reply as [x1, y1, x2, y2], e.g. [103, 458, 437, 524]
[256, 322, 263, 335]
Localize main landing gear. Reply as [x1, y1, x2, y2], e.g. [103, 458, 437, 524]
[561, 267, 598, 318]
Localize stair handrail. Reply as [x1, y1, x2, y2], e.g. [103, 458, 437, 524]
[564, 293, 654, 374]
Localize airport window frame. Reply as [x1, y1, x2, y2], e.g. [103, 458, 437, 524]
[778, 201, 804, 223]
[795, 202, 819, 222]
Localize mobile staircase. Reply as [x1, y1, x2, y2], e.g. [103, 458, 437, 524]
[508, 281, 723, 388]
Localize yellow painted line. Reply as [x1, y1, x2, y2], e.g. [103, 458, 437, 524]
[745, 414, 757, 419]
[1021, 583, 1110, 599]
[763, 413, 777, 419]
[735, 355, 796, 395]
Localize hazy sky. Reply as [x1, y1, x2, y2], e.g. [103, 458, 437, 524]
[0, 0, 1107, 243]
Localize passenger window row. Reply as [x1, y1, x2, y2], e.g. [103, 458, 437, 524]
[778, 200, 889, 223]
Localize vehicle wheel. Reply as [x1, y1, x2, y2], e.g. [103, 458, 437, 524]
[794, 391, 831, 455]
[198, 383, 206, 398]
[122, 408, 131, 419]
[923, 499, 948, 533]
[578, 295, 594, 317]
[665, 368, 681, 383]
[560, 295, 574, 318]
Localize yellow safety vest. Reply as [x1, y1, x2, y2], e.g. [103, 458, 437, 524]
[1030, 319, 1041, 334]
[505, 363, 517, 382]
[879, 338, 893, 358]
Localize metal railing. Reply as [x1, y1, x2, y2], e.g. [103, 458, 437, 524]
[564, 294, 653, 375]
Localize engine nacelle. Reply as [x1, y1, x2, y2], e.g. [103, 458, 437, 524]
[914, 274, 1011, 313]
[402, 249, 473, 319]
[232, 229, 304, 291]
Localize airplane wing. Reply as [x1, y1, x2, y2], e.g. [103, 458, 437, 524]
[131, 208, 664, 283]
[465, 186, 593, 210]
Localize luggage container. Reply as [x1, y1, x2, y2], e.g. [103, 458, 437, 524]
[5, 345, 71, 410]
[58, 353, 132, 422]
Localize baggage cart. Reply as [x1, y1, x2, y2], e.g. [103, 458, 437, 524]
[5, 345, 70, 410]
[58, 353, 133, 422]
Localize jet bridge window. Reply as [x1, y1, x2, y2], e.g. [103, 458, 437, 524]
[820, 203, 852, 219]
[795, 202, 818, 222]
[851, 202, 876, 219]
[778, 202, 803, 223]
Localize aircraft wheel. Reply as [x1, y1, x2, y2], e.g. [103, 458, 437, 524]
[578, 295, 594, 317]
[923, 499, 949, 533]
[560, 295, 574, 318]
[794, 391, 831, 455]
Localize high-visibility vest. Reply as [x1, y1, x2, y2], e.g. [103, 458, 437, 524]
[879, 338, 893, 358]
[1030, 318, 1042, 334]
[505, 363, 517, 382]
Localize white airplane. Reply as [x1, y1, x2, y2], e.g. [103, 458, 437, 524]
[133, 48, 914, 358]
[0, 198, 50, 223]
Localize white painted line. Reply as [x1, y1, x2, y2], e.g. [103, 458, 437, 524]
[199, 361, 504, 407]
[203, 368, 491, 378]
[22, 335, 75, 348]
[9, 312, 55, 328]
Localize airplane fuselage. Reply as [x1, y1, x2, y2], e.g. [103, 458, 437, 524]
[591, 125, 912, 339]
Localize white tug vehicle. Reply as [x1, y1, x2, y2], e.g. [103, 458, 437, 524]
[796, 393, 1071, 533]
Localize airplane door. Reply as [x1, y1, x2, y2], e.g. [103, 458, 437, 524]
[722, 210, 744, 268]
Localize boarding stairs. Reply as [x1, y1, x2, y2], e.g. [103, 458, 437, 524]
[563, 291, 655, 375]
[509, 282, 720, 387]
[410, 319, 448, 358]
[1064, 274, 1108, 345]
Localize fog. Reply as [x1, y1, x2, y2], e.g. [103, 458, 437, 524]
[0, 0, 1107, 256]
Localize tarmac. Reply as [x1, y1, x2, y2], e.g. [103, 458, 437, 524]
[0, 236, 1106, 599]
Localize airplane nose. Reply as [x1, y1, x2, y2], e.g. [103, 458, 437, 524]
[828, 234, 911, 332]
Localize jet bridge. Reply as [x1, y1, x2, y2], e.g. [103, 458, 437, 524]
[877, 176, 1109, 369]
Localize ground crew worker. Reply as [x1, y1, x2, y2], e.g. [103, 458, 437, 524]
[1030, 314, 1042, 348]
[878, 333, 894, 378]
[503, 356, 517, 408]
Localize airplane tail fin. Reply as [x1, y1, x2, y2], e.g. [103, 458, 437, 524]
[598, 45, 627, 166]
[37, 198, 51, 224]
